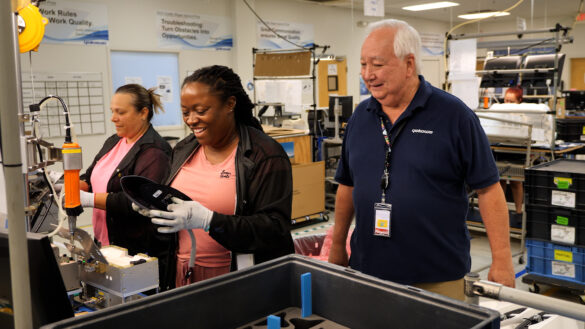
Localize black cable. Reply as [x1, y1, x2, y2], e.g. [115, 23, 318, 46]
[31, 95, 69, 231]
[34, 194, 54, 232]
[37, 95, 72, 143]
[242, 0, 308, 49]
[513, 38, 555, 54]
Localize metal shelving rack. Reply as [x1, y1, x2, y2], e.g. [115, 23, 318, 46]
[449, 23, 573, 157]
[252, 47, 331, 227]
[252, 46, 334, 161]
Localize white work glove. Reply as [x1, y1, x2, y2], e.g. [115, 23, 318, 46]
[46, 170, 63, 184]
[53, 183, 64, 194]
[80, 190, 95, 208]
[134, 197, 213, 234]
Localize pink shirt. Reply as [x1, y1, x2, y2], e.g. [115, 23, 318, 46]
[171, 146, 237, 267]
[90, 138, 136, 246]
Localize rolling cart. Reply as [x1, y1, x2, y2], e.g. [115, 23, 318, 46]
[522, 273, 585, 304]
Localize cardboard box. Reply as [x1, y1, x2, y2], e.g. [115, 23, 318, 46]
[552, 97, 566, 118]
[291, 161, 325, 219]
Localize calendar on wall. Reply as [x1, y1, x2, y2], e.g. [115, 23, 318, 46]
[21, 72, 107, 137]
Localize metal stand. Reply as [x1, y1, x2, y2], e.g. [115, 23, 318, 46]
[448, 24, 573, 158]
[0, 4, 33, 329]
[252, 46, 330, 161]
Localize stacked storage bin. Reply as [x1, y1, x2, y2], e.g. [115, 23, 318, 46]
[556, 118, 585, 143]
[524, 159, 585, 284]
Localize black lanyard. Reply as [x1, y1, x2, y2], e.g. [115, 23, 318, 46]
[379, 116, 408, 203]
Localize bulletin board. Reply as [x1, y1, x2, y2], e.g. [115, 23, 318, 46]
[110, 51, 181, 126]
[253, 51, 311, 77]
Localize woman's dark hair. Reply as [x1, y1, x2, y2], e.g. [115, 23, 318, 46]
[182, 65, 262, 131]
[115, 84, 164, 122]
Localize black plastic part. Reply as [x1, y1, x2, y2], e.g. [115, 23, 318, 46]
[29, 103, 41, 112]
[130, 259, 147, 266]
[120, 175, 191, 211]
[64, 205, 83, 216]
[41, 255, 500, 329]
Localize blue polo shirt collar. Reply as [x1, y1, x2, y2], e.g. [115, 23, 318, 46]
[366, 75, 432, 127]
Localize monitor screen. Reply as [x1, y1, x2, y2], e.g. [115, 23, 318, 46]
[480, 56, 522, 88]
[0, 229, 74, 328]
[521, 54, 565, 90]
[564, 90, 585, 111]
[328, 95, 353, 123]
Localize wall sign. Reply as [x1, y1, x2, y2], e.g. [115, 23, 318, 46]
[39, 0, 108, 45]
[156, 10, 232, 50]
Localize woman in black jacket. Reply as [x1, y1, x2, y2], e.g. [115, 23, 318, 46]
[135, 66, 294, 287]
[81, 84, 174, 290]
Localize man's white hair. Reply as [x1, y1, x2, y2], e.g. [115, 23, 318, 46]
[366, 19, 422, 75]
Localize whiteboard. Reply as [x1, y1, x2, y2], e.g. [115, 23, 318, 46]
[110, 51, 181, 126]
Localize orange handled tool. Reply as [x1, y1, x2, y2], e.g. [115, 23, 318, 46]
[62, 142, 83, 217]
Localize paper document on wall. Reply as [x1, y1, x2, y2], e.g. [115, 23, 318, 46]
[448, 39, 477, 78]
[451, 78, 481, 109]
[156, 76, 173, 103]
[448, 39, 479, 109]
[255, 80, 303, 114]
[364, 0, 385, 17]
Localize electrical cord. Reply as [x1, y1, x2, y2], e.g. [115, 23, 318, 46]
[186, 229, 196, 280]
[443, 0, 526, 89]
[29, 95, 75, 237]
[25, 99, 62, 233]
[513, 38, 555, 54]
[36, 95, 74, 142]
[242, 0, 308, 49]
[47, 189, 66, 237]
[35, 194, 54, 231]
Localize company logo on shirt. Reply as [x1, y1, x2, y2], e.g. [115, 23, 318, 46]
[220, 170, 231, 178]
[411, 128, 434, 135]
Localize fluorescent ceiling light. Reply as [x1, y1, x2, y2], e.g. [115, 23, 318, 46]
[458, 11, 510, 20]
[402, 2, 459, 11]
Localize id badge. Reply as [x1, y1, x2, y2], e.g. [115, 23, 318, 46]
[373, 202, 392, 238]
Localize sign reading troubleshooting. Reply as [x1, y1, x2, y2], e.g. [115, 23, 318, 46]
[39, 0, 109, 45]
[156, 11, 232, 50]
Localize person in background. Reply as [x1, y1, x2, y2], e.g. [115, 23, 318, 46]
[79, 84, 173, 291]
[501, 86, 525, 223]
[135, 65, 295, 287]
[328, 19, 515, 301]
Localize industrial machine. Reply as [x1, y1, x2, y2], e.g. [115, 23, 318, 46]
[0, 4, 161, 329]
[55, 230, 159, 309]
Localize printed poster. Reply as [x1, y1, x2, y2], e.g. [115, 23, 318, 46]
[156, 10, 232, 50]
[39, 0, 108, 45]
[257, 20, 314, 49]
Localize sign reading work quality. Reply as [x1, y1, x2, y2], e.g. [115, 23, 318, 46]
[39, 0, 109, 45]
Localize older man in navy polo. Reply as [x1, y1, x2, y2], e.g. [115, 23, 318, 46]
[328, 19, 515, 301]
